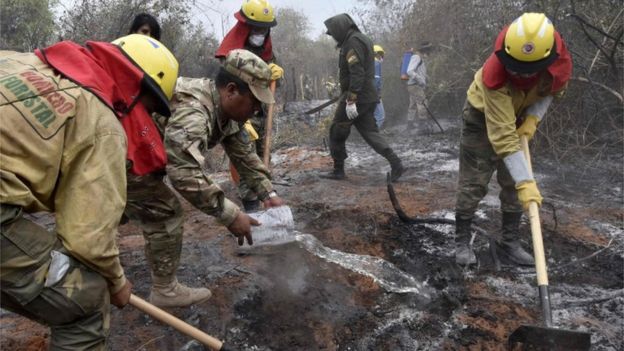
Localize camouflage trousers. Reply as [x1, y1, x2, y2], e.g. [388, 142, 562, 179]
[455, 102, 522, 222]
[237, 115, 265, 202]
[124, 172, 184, 280]
[329, 100, 394, 163]
[407, 84, 427, 122]
[1, 204, 110, 350]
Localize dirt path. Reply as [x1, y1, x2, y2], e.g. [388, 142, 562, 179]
[1, 120, 622, 350]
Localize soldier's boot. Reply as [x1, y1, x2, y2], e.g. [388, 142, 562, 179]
[385, 152, 405, 182]
[242, 199, 262, 213]
[496, 212, 534, 266]
[149, 276, 212, 308]
[455, 216, 477, 265]
[320, 161, 346, 180]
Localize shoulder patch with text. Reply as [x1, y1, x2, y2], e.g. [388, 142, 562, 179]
[346, 49, 359, 65]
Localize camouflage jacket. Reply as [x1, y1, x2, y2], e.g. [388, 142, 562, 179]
[162, 77, 273, 226]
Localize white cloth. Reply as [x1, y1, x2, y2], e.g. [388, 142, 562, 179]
[523, 95, 553, 121]
[503, 150, 533, 185]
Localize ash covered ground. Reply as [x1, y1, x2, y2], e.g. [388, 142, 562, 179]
[1, 106, 622, 351]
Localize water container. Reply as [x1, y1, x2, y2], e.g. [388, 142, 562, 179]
[247, 206, 295, 246]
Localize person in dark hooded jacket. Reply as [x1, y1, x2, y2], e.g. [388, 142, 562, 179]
[322, 13, 404, 182]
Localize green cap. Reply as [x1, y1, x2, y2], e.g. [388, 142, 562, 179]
[224, 49, 275, 104]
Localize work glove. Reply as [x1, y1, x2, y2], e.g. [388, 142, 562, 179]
[268, 63, 284, 80]
[516, 180, 543, 210]
[346, 102, 358, 120]
[517, 115, 539, 140]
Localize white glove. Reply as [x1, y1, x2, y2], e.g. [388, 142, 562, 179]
[346, 102, 358, 120]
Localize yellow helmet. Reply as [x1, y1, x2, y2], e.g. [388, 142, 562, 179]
[497, 13, 557, 73]
[373, 45, 385, 55]
[112, 34, 179, 116]
[237, 0, 277, 28]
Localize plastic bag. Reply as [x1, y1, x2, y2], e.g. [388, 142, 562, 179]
[248, 206, 295, 245]
[45, 250, 70, 287]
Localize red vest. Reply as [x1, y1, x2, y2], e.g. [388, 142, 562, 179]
[36, 41, 167, 175]
[215, 19, 273, 61]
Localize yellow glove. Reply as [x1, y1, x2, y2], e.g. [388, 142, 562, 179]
[243, 121, 259, 141]
[516, 180, 543, 209]
[517, 115, 539, 140]
[268, 63, 284, 80]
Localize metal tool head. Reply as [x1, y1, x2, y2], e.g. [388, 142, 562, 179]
[508, 325, 591, 350]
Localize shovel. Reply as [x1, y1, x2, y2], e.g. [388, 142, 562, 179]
[262, 80, 277, 168]
[507, 136, 591, 350]
[129, 294, 234, 351]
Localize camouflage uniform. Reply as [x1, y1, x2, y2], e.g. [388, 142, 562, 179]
[215, 40, 279, 206]
[124, 172, 184, 278]
[125, 76, 273, 280]
[0, 51, 127, 350]
[237, 115, 266, 204]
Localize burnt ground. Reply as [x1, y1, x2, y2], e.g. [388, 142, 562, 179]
[1, 113, 622, 351]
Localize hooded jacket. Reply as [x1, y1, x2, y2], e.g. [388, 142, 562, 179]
[324, 14, 377, 104]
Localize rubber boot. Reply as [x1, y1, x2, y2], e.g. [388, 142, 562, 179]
[386, 152, 405, 182]
[149, 276, 212, 308]
[320, 161, 346, 180]
[455, 216, 476, 265]
[496, 212, 534, 266]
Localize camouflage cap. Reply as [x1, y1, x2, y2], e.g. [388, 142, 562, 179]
[224, 49, 275, 104]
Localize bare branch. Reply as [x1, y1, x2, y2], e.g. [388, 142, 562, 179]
[571, 77, 624, 104]
[568, 13, 620, 41]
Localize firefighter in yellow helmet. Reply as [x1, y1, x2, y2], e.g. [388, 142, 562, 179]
[216, 0, 284, 212]
[0, 34, 178, 349]
[454, 13, 572, 265]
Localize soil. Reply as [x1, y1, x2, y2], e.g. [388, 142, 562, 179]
[1, 116, 622, 351]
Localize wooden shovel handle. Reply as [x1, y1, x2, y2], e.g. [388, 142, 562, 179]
[262, 81, 277, 168]
[520, 136, 548, 286]
[129, 294, 224, 350]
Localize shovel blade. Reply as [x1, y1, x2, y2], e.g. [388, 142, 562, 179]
[508, 325, 591, 350]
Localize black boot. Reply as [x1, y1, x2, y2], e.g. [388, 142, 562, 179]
[385, 152, 404, 182]
[496, 211, 534, 266]
[242, 199, 261, 213]
[455, 216, 476, 265]
[320, 161, 346, 180]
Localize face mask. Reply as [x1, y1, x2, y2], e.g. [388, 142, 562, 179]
[248, 34, 266, 47]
